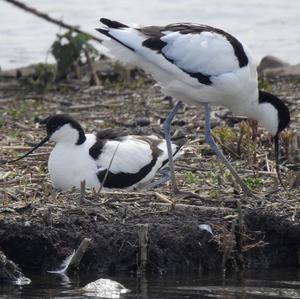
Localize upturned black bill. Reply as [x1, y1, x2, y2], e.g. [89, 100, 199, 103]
[0, 136, 49, 164]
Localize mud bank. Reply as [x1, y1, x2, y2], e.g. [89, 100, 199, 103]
[0, 194, 300, 276]
[1, 57, 300, 278]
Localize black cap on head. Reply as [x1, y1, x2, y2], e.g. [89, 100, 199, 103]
[41, 114, 86, 145]
[259, 91, 290, 188]
[258, 90, 290, 135]
[1, 114, 86, 164]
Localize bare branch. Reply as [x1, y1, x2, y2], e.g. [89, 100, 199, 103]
[4, 0, 103, 43]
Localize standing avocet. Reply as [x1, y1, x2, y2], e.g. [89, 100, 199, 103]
[97, 18, 290, 197]
[1, 114, 184, 191]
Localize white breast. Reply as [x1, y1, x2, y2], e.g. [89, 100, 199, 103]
[48, 135, 100, 190]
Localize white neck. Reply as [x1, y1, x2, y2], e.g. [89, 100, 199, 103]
[50, 124, 80, 144]
[243, 102, 278, 136]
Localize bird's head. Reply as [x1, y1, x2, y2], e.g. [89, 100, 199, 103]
[0, 114, 86, 164]
[258, 90, 290, 186]
[41, 114, 86, 145]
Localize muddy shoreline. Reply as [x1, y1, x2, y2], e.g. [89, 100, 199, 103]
[1, 195, 300, 275]
[1, 58, 300, 280]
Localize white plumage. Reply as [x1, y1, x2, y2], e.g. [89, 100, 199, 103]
[49, 133, 179, 191]
[48, 133, 100, 190]
[7, 114, 184, 191]
[97, 19, 290, 196]
[98, 20, 259, 117]
[161, 31, 239, 75]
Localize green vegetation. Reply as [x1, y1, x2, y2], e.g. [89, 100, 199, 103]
[212, 126, 236, 144]
[184, 171, 200, 184]
[6, 99, 46, 119]
[212, 121, 258, 161]
[208, 189, 220, 199]
[258, 78, 272, 91]
[102, 62, 149, 91]
[33, 63, 56, 92]
[7, 101, 32, 118]
[52, 30, 98, 79]
[244, 176, 262, 188]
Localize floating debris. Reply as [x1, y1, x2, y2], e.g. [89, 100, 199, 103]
[198, 224, 213, 235]
[47, 250, 75, 274]
[0, 250, 31, 285]
[48, 238, 91, 274]
[82, 278, 130, 298]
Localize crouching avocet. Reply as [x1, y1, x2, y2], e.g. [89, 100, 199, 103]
[97, 18, 291, 197]
[1, 114, 184, 191]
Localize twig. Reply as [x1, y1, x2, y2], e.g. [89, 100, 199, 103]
[98, 143, 120, 194]
[154, 192, 173, 204]
[68, 104, 98, 110]
[291, 171, 300, 189]
[0, 177, 46, 186]
[4, 0, 103, 43]
[221, 220, 237, 276]
[265, 152, 270, 172]
[238, 169, 276, 175]
[1, 146, 50, 150]
[74, 63, 82, 80]
[150, 202, 234, 213]
[137, 224, 149, 275]
[68, 238, 92, 269]
[235, 199, 245, 270]
[84, 48, 100, 86]
[219, 142, 240, 159]
[99, 191, 155, 197]
[80, 180, 86, 203]
[48, 238, 92, 274]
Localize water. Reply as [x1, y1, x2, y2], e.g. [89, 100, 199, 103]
[0, 0, 300, 70]
[2, 269, 300, 298]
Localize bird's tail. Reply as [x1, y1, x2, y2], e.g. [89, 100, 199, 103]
[96, 17, 148, 68]
[96, 18, 135, 51]
[159, 135, 186, 170]
[171, 135, 187, 150]
[99, 18, 129, 29]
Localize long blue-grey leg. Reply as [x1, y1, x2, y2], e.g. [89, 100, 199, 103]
[141, 169, 171, 189]
[204, 103, 255, 197]
[163, 101, 184, 194]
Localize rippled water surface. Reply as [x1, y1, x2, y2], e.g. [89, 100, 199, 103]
[0, 0, 300, 69]
[2, 269, 300, 298]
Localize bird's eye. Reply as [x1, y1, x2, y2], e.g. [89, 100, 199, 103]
[47, 124, 61, 135]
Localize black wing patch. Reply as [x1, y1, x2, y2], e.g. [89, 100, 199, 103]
[97, 156, 157, 188]
[142, 33, 213, 85]
[142, 36, 212, 85]
[142, 37, 167, 52]
[89, 139, 106, 160]
[96, 128, 129, 140]
[89, 129, 129, 160]
[96, 136, 163, 188]
[141, 23, 248, 83]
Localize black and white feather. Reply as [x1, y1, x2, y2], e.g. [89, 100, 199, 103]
[97, 18, 290, 137]
[18, 114, 184, 191]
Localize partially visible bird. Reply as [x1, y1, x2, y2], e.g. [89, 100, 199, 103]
[1, 114, 184, 191]
[97, 18, 290, 197]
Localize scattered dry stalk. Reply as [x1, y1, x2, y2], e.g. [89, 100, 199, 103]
[68, 238, 92, 270]
[98, 142, 120, 194]
[84, 48, 100, 86]
[80, 180, 86, 203]
[137, 224, 149, 274]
